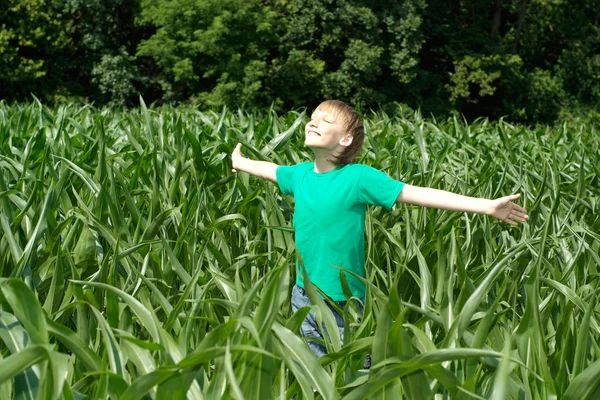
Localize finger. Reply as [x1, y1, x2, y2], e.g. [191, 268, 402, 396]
[509, 202, 528, 214]
[513, 205, 527, 213]
[505, 218, 518, 226]
[509, 213, 527, 223]
[510, 210, 529, 219]
[506, 193, 521, 201]
[232, 168, 237, 173]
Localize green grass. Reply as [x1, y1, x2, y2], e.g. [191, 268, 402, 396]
[0, 99, 599, 399]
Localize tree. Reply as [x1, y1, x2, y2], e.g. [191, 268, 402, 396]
[271, 0, 426, 109]
[64, 0, 147, 105]
[0, 0, 76, 101]
[420, 0, 598, 123]
[137, 0, 281, 107]
[135, 0, 426, 110]
[0, 0, 148, 105]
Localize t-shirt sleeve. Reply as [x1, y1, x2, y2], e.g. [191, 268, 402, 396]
[357, 165, 405, 210]
[276, 165, 297, 196]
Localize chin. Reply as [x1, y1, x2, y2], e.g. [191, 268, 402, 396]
[304, 139, 323, 149]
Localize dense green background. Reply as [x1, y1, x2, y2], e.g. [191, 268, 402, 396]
[1, 0, 599, 124]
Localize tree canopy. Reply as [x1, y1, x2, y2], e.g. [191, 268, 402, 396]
[1, 0, 599, 123]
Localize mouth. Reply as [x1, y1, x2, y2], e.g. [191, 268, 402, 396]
[306, 130, 321, 137]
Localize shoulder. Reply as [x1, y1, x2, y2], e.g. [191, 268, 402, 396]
[340, 163, 367, 175]
[289, 162, 313, 177]
[297, 161, 314, 171]
[276, 161, 312, 184]
[278, 161, 312, 173]
[341, 163, 378, 180]
[338, 163, 377, 185]
[343, 163, 366, 171]
[351, 164, 399, 186]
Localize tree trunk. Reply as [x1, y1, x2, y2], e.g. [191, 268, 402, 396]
[490, 0, 502, 39]
[512, 0, 528, 53]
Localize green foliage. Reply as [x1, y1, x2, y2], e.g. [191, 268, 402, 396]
[321, 39, 385, 102]
[137, 0, 281, 106]
[447, 54, 514, 102]
[0, 0, 144, 104]
[420, 0, 600, 123]
[273, 0, 425, 107]
[559, 48, 600, 104]
[267, 49, 326, 108]
[447, 54, 566, 122]
[0, 101, 599, 397]
[1, 0, 600, 123]
[91, 47, 140, 106]
[63, 0, 145, 103]
[0, 0, 75, 99]
[134, 0, 426, 109]
[523, 68, 565, 122]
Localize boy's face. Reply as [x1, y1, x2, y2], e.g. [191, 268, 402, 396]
[304, 107, 352, 153]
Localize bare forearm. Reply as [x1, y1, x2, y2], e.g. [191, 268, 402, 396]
[397, 184, 492, 215]
[234, 157, 279, 183]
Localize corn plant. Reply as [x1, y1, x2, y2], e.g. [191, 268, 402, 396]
[0, 98, 599, 399]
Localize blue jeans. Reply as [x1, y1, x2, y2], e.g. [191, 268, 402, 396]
[290, 284, 371, 369]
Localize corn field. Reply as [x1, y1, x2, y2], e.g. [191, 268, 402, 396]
[0, 99, 599, 399]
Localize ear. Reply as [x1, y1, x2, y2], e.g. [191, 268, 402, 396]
[339, 134, 353, 147]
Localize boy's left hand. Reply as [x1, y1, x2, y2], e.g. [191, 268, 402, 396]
[487, 193, 529, 226]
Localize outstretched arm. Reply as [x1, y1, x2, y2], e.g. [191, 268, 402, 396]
[396, 184, 529, 226]
[231, 143, 279, 183]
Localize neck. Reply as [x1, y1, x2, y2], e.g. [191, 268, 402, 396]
[313, 151, 338, 173]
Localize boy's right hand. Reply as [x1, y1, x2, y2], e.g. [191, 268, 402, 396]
[231, 143, 245, 173]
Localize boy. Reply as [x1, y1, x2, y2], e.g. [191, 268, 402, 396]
[231, 100, 528, 364]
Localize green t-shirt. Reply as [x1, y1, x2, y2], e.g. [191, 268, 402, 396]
[276, 162, 405, 301]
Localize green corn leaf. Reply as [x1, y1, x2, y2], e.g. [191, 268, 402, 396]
[0, 279, 48, 345]
[71, 280, 160, 342]
[0, 345, 50, 388]
[46, 317, 101, 372]
[0, 311, 40, 400]
[272, 322, 339, 399]
[563, 358, 600, 400]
